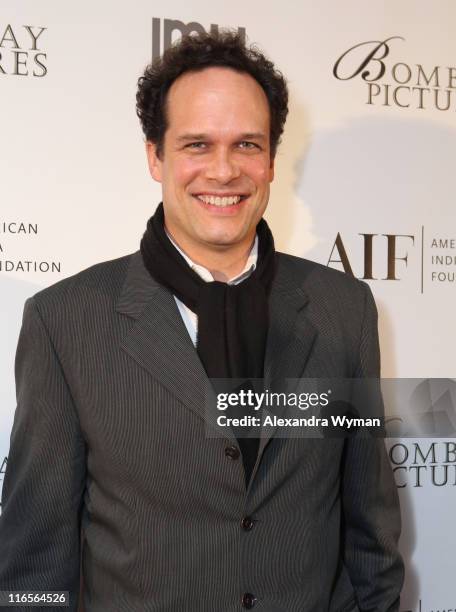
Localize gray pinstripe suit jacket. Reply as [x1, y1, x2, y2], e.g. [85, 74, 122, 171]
[0, 250, 403, 611]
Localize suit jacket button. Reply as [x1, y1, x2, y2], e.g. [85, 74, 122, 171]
[242, 593, 257, 609]
[241, 516, 254, 531]
[225, 445, 240, 460]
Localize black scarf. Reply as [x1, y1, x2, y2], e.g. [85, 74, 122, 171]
[140, 203, 276, 483]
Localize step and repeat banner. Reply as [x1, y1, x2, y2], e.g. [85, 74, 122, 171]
[1, 1, 455, 609]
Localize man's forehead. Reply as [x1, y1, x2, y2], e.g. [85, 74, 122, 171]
[170, 65, 260, 90]
[168, 67, 267, 107]
[165, 67, 270, 134]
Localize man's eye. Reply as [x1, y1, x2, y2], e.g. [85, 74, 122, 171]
[238, 141, 259, 149]
[187, 142, 207, 149]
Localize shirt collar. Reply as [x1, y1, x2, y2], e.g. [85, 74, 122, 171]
[165, 231, 258, 285]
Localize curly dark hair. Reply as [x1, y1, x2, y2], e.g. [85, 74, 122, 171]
[136, 30, 288, 158]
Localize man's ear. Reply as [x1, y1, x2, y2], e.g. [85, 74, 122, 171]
[269, 156, 275, 182]
[145, 141, 163, 182]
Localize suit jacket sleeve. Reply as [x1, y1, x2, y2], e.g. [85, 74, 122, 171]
[0, 297, 85, 611]
[341, 282, 404, 611]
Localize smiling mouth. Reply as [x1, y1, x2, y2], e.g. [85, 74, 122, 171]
[194, 194, 248, 207]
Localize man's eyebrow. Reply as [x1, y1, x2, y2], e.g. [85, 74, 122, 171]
[176, 134, 209, 142]
[175, 132, 268, 142]
[238, 132, 267, 141]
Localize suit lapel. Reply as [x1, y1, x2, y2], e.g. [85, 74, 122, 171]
[264, 282, 316, 389]
[255, 257, 318, 463]
[116, 252, 234, 439]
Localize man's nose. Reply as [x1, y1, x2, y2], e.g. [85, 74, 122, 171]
[204, 148, 241, 183]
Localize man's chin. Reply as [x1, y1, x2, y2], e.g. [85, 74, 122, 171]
[199, 233, 247, 249]
[191, 219, 253, 249]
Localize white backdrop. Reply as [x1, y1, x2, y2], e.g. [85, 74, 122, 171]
[1, 2, 455, 610]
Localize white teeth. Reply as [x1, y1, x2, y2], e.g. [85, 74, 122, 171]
[197, 195, 243, 207]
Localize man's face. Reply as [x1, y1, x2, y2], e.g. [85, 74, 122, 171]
[146, 66, 274, 254]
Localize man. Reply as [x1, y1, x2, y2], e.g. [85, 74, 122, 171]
[0, 32, 403, 611]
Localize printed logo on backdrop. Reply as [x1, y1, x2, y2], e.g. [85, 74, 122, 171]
[0, 24, 47, 77]
[0, 222, 61, 275]
[151, 18, 246, 61]
[327, 230, 455, 292]
[387, 379, 456, 489]
[333, 37, 456, 111]
[389, 441, 456, 488]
